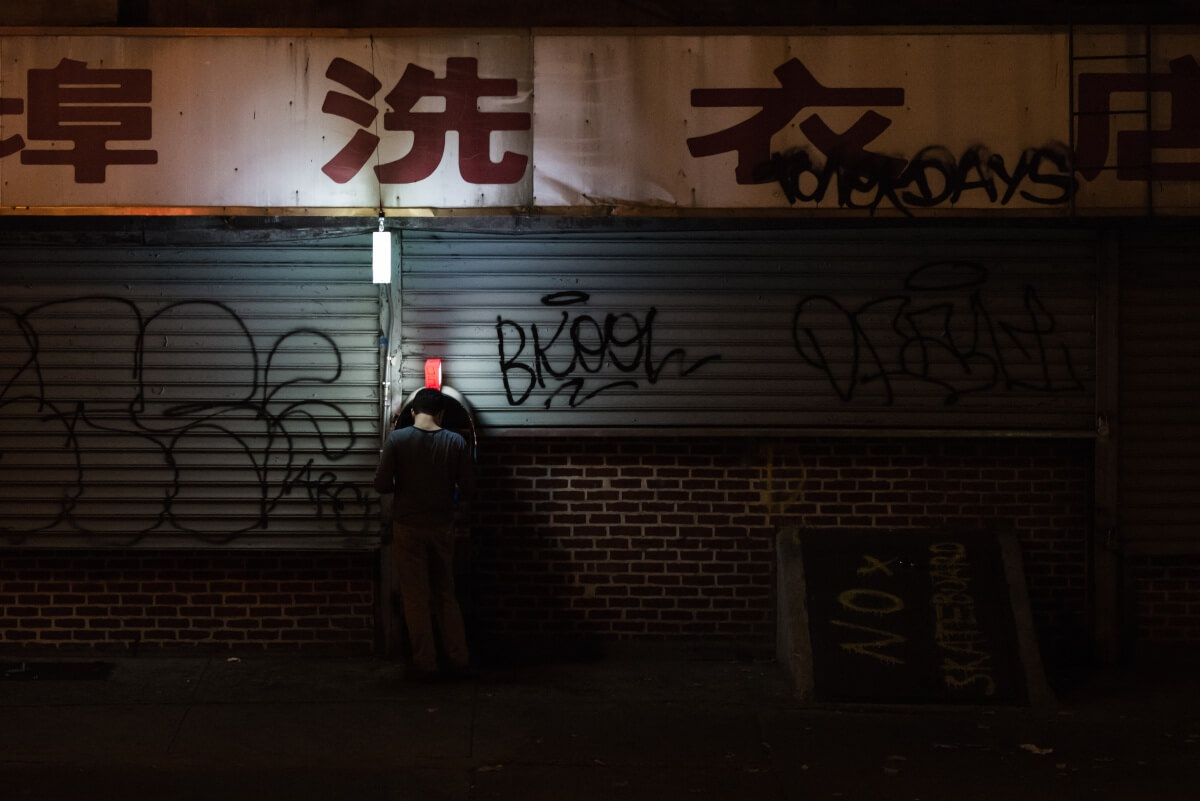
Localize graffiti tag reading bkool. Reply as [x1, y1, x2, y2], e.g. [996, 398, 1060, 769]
[495, 291, 721, 408]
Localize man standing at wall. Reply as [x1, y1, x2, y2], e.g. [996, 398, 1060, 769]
[374, 387, 476, 681]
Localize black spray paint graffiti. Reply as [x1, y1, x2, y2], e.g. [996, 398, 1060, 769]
[496, 291, 721, 408]
[0, 296, 375, 542]
[792, 262, 1085, 405]
[763, 142, 1077, 217]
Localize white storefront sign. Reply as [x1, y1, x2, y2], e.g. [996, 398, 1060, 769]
[0, 28, 1195, 215]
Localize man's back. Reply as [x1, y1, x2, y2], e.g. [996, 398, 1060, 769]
[374, 425, 473, 526]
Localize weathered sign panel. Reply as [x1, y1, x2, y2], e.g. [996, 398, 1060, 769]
[0, 28, 1196, 214]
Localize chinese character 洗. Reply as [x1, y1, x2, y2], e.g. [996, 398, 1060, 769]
[1076, 54, 1200, 181]
[21, 58, 156, 183]
[687, 58, 905, 184]
[321, 56, 531, 185]
[320, 57, 384, 184]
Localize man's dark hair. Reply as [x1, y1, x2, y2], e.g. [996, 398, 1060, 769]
[409, 387, 446, 416]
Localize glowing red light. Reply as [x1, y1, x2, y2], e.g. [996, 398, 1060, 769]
[424, 358, 442, 389]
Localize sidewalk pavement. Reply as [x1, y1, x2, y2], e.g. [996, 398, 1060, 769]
[1, 647, 1198, 801]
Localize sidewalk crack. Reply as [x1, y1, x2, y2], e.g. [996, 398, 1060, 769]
[166, 657, 212, 756]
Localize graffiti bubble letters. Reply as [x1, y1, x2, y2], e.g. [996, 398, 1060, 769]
[0, 296, 374, 543]
[792, 261, 1085, 405]
[496, 291, 721, 408]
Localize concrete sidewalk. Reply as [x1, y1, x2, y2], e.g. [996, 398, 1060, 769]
[1, 649, 1198, 801]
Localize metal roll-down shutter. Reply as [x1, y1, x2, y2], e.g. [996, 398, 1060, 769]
[0, 235, 382, 548]
[1119, 230, 1200, 554]
[399, 227, 1097, 436]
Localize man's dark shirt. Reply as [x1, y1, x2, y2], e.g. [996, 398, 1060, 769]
[373, 426, 474, 526]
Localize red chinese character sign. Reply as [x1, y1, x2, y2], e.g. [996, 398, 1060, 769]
[318, 37, 533, 207]
[532, 33, 1073, 214]
[0, 34, 532, 209]
[0, 31, 1199, 214]
[23, 58, 157, 182]
[0, 54, 157, 184]
[320, 54, 530, 189]
[1070, 29, 1200, 215]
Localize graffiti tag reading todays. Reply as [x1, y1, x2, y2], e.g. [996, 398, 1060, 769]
[688, 57, 1079, 215]
[0, 296, 375, 543]
[689, 51, 1200, 195]
[792, 260, 1085, 405]
[765, 142, 1076, 216]
[495, 291, 721, 408]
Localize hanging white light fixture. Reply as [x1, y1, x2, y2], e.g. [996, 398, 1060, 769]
[372, 214, 392, 284]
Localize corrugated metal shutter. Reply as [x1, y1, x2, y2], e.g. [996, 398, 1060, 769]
[0, 235, 382, 548]
[1119, 230, 1200, 554]
[399, 228, 1096, 434]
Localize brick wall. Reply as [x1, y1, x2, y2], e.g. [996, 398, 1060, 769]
[470, 436, 1093, 663]
[0, 436, 1099, 658]
[0, 551, 376, 654]
[1130, 556, 1200, 646]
